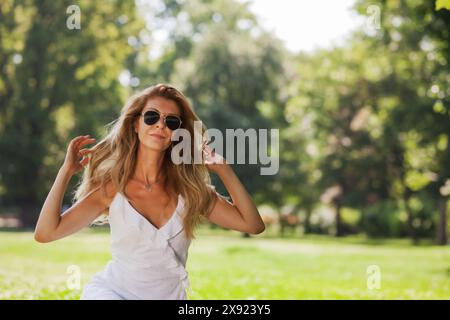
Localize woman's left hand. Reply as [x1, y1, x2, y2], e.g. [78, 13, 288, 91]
[202, 143, 228, 174]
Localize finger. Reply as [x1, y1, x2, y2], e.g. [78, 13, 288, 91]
[80, 155, 90, 165]
[77, 138, 96, 149]
[201, 141, 212, 152]
[73, 135, 88, 142]
[203, 144, 211, 152]
[77, 152, 90, 160]
[71, 137, 88, 151]
[70, 135, 86, 148]
[75, 134, 90, 142]
[78, 148, 93, 155]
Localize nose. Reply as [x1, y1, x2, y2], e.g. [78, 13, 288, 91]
[155, 116, 166, 129]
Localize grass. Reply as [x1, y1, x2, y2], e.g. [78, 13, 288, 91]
[0, 226, 449, 299]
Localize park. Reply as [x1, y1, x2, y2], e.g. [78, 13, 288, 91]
[0, 0, 449, 300]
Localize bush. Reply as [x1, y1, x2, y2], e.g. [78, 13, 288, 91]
[360, 200, 407, 237]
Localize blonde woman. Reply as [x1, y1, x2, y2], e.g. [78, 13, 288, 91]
[34, 84, 265, 300]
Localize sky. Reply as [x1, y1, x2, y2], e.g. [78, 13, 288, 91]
[140, 0, 368, 61]
[245, 0, 366, 52]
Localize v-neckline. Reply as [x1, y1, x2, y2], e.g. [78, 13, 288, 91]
[122, 192, 181, 232]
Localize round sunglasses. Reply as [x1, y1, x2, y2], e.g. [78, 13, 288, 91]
[141, 110, 182, 131]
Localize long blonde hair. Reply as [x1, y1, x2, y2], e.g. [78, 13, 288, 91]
[73, 84, 219, 239]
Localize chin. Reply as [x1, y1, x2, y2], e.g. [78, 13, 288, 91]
[142, 140, 170, 152]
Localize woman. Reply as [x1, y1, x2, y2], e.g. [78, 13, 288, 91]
[34, 84, 265, 300]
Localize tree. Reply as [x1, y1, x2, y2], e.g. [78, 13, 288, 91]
[354, 0, 450, 244]
[0, 0, 144, 227]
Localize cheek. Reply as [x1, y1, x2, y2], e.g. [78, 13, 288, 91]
[163, 137, 172, 149]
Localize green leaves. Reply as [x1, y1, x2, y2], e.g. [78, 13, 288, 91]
[435, 0, 450, 11]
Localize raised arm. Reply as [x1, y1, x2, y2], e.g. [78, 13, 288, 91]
[203, 145, 265, 235]
[34, 135, 109, 243]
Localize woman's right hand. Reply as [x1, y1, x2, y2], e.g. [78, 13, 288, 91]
[62, 135, 96, 175]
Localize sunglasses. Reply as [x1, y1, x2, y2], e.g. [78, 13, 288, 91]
[141, 110, 182, 131]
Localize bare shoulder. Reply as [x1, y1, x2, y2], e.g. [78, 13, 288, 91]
[86, 180, 117, 211]
[101, 180, 118, 209]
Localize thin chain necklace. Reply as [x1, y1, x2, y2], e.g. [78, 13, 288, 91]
[134, 170, 165, 192]
[143, 178, 157, 191]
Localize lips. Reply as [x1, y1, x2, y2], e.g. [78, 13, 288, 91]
[150, 133, 166, 139]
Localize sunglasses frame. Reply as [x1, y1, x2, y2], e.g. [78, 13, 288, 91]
[140, 109, 183, 130]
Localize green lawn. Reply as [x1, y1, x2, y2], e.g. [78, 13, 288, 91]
[0, 227, 449, 299]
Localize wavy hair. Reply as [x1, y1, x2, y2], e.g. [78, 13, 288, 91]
[73, 84, 219, 239]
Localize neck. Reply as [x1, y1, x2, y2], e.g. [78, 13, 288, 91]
[134, 144, 166, 184]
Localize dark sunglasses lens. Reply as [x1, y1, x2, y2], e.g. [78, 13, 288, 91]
[165, 116, 181, 130]
[143, 111, 159, 125]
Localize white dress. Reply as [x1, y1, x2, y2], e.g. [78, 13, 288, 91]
[80, 191, 192, 300]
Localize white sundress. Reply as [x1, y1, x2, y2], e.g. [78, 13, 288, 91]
[80, 191, 192, 300]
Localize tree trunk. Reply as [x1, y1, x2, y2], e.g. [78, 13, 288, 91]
[403, 190, 418, 245]
[437, 196, 448, 245]
[335, 201, 343, 237]
[304, 208, 312, 234]
[279, 222, 285, 237]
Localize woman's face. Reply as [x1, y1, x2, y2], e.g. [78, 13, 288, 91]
[134, 96, 181, 151]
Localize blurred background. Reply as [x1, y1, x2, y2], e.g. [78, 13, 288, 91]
[0, 0, 449, 299]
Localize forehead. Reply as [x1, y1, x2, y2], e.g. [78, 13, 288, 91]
[143, 97, 180, 116]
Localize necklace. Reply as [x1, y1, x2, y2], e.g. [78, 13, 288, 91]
[143, 179, 157, 191]
[143, 176, 159, 191]
[133, 171, 165, 191]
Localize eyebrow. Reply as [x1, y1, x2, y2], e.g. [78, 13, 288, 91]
[143, 107, 180, 117]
